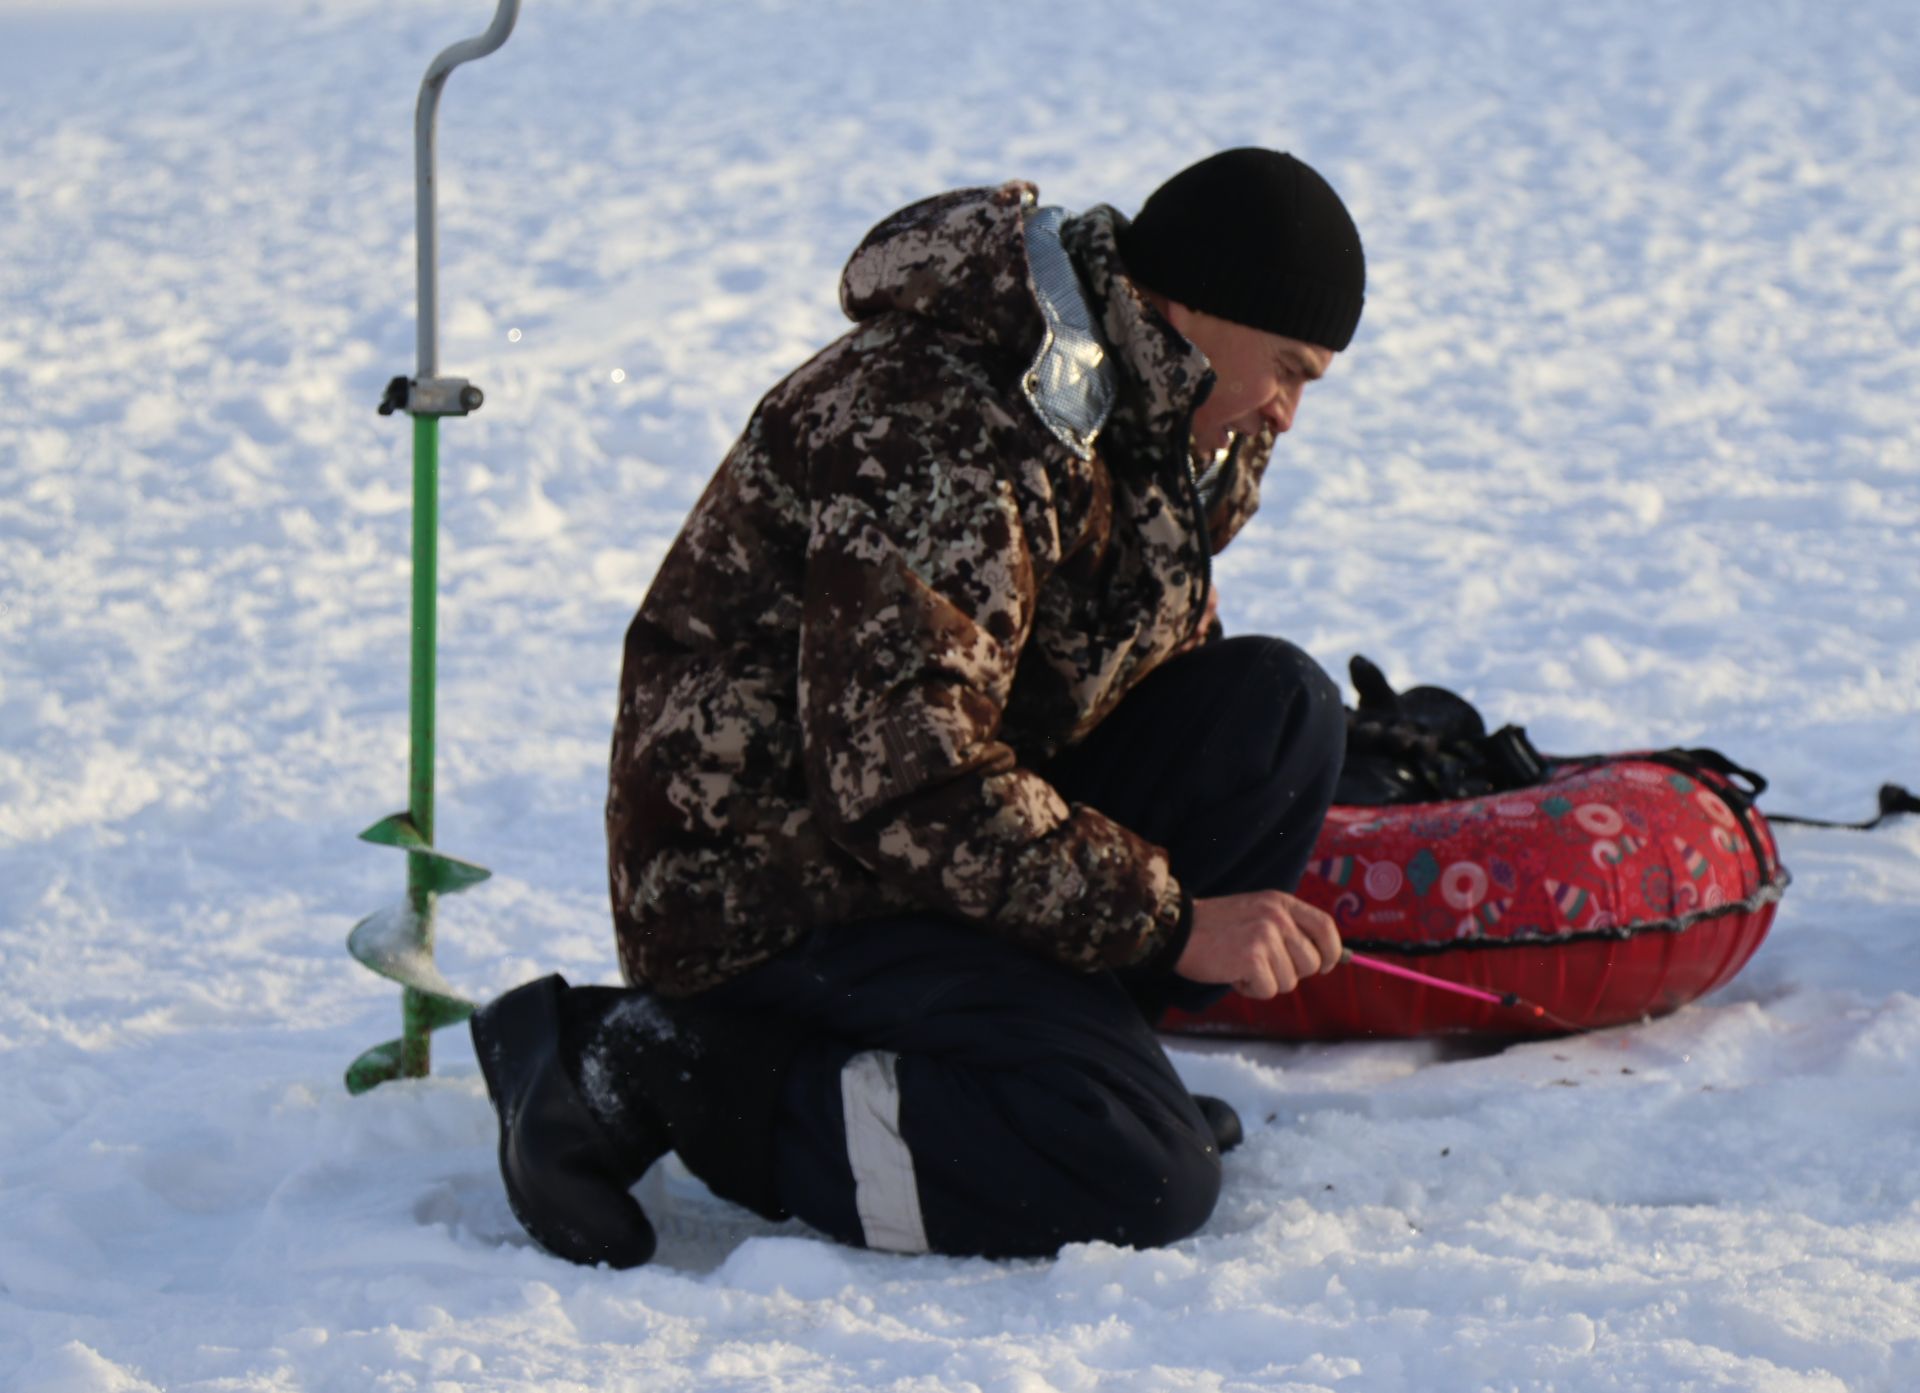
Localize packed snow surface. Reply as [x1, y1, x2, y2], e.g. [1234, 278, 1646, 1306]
[4, 0, 1919, 1388]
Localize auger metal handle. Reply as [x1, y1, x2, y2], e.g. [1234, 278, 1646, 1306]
[415, 0, 522, 380]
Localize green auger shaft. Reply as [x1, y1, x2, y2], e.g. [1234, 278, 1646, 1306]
[402, 412, 441, 1080]
[345, 409, 488, 1095]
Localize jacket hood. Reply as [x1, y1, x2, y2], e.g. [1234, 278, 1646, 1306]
[840, 184, 1217, 474]
[839, 182, 1046, 359]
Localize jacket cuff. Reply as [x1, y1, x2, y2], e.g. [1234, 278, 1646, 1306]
[1137, 887, 1194, 979]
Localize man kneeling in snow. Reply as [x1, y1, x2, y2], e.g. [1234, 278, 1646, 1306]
[474, 148, 1362, 1266]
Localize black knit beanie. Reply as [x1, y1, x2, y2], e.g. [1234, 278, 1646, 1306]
[1117, 148, 1366, 352]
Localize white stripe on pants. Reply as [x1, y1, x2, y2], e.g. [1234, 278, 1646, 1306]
[839, 1050, 929, 1253]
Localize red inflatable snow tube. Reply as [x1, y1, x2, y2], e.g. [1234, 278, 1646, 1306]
[1163, 754, 1788, 1039]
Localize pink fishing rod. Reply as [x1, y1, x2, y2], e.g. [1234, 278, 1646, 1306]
[1341, 949, 1580, 1030]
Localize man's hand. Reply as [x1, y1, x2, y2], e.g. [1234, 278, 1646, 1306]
[1176, 891, 1343, 999]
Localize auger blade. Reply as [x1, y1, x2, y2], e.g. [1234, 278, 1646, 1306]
[348, 900, 475, 1003]
[358, 811, 492, 893]
[343, 988, 477, 1096]
[345, 1039, 405, 1096]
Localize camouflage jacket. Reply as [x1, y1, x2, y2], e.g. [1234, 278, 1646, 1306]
[607, 181, 1278, 996]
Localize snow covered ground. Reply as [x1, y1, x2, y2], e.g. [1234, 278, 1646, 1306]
[4, 0, 1919, 1387]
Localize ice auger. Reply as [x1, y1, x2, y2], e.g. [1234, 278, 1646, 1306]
[347, 0, 522, 1094]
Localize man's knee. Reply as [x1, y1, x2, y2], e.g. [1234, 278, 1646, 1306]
[1098, 1123, 1223, 1250]
[953, 1060, 1223, 1255]
[994, 1118, 1222, 1255]
[1214, 635, 1345, 779]
[1280, 640, 1346, 782]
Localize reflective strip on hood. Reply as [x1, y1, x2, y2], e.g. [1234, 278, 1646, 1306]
[1021, 204, 1118, 461]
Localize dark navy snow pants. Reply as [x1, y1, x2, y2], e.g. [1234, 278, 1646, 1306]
[689, 635, 1346, 1257]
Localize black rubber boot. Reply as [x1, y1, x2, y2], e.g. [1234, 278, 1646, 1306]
[1194, 1094, 1245, 1154]
[471, 974, 665, 1269]
[560, 984, 800, 1223]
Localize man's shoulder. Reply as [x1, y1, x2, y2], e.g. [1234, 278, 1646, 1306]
[767, 311, 1045, 448]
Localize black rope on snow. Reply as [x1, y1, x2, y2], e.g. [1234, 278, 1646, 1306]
[1767, 784, 1920, 833]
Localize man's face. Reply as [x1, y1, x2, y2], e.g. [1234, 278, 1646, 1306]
[1162, 302, 1337, 453]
